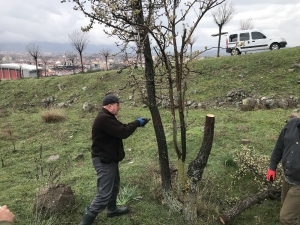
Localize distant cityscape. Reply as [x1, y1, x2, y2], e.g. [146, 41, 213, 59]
[0, 42, 227, 79]
[0, 42, 226, 55]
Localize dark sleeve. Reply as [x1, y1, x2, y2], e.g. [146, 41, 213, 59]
[103, 116, 140, 139]
[269, 127, 285, 171]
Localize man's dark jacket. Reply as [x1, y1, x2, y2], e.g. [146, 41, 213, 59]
[269, 117, 300, 184]
[91, 108, 139, 161]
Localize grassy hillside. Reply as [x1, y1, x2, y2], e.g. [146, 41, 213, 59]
[0, 47, 300, 225]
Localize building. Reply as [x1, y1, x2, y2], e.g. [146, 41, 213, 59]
[0, 63, 43, 80]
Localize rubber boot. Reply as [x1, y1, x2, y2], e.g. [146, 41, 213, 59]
[106, 200, 129, 218]
[79, 207, 97, 225]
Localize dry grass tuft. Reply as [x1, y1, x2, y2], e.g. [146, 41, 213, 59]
[41, 108, 66, 123]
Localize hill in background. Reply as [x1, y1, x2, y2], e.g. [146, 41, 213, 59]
[0, 42, 228, 56]
[0, 46, 300, 225]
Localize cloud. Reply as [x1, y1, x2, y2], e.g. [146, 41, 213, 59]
[0, 0, 299, 49]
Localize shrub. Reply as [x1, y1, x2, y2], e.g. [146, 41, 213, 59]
[117, 184, 141, 206]
[41, 108, 66, 123]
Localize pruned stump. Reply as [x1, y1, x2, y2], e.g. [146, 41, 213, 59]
[34, 183, 75, 215]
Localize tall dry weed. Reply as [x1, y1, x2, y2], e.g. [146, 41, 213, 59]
[40, 108, 66, 123]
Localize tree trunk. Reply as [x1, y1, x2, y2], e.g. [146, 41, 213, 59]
[183, 114, 215, 221]
[143, 35, 172, 189]
[135, 0, 174, 205]
[105, 56, 108, 71]
[217, 26, 222, 57]
[220, 187, 281, 224]
[35, 58, 39, 78]
[72, 60, 75, 74]
[182, 182, 198, 221]
[80, 52, 84, 73]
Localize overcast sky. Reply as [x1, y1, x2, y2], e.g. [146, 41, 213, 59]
[0, 0, 299, 49]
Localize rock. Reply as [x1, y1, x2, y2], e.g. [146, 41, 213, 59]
[293, 63, 300, 68]
[226, 91, 235, 97]
[83, 102, 94, 111]
[264, 99, 276, 109]
[241, 139, 250, 144]
[57, 102, 66, 108]
[186, 100, 193, 106]
[242, 98, 256, 107]
[190, 102, 198, 108]
[41, 96, 55, 107]
[277, 99, 289, 109]
[58, 84, 66, 90]
[46, 154, 60, 162]
[73, 153, 84, 161]
[292, 108, 300, 113]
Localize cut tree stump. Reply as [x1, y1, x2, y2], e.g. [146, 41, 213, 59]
[183, 114, 215, 221]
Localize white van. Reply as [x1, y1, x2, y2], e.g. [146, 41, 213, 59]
[226, 29, 287, 56]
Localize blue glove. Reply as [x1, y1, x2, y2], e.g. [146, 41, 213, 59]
[137, 118, 150, 127]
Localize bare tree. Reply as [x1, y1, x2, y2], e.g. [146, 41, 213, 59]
[240, 18, 255, 30]
[65, 51, 77, 74]
[212, 1, 235, 57]
[26, 43, 41, 78]
[63, 0, 223, 221]
[99, 49, 111, 71]
[40, 55, 50, 77]
[68, 30, 89, 73]
[188, 35, 198, 59]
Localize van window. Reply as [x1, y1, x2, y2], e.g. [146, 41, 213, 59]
[240, 33, 250, 41]
[229, 34, 238, 42]
[251, 32, 266, 40]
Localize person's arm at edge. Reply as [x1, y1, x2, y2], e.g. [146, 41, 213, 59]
[269, 128, 285, 170]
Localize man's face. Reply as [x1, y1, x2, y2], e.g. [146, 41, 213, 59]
[107, 102, 120, 115]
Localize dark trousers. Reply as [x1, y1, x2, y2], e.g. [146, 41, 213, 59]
[89, 157, 120, 214]
[280, 177, 300, 225]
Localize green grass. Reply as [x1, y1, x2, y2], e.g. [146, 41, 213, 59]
[0, 47, 300, 224]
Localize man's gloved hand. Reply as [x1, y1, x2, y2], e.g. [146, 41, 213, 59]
[137, 118, 150, 127]
[266, 169, 276, 182]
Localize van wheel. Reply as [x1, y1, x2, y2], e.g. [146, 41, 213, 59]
[270, 43, 280, 50]
[231, 49, 240, 56]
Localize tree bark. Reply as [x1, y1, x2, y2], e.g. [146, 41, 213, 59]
[219, 187, 281, 224]
[35, 61, 39, 78]
[186, 114, 215, 181]
[217, 26, 222, 57]
[135, 0, 173, 199]
[79, 52, 84, 73]
[183, 114, 215, 221]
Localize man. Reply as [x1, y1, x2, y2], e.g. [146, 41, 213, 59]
[266, 117, 300, 225]
[79, 94, 149, 225]
[0, 205, 14, 225]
